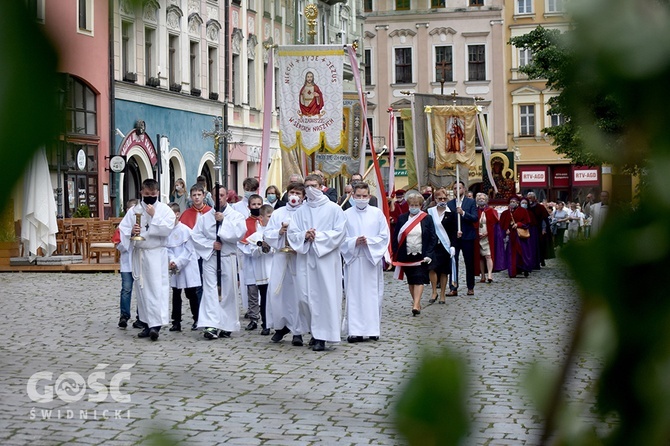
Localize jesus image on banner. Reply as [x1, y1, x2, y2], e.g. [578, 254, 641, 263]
[446, 116, 465, 153]
[298, 71, 325, 117]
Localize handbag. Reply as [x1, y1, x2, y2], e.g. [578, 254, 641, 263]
[510, 212, 530, 239]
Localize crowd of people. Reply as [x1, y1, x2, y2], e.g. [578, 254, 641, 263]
[115, 173, 608, 350]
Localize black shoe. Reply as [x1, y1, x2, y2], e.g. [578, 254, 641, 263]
[219, 330, 231, 338]
[132, 320, 145, 329]
[243, 313, 250, 319]
[271, 327, 290, 343]
[149, 327, 160, 341]
[118, 316, 129, 328]
[312, 340, 325, 352]
[369, 336, 379, 341]
[412, 309, 420, 316]
[169, 323, 181, 332]
[347, 336, 364, 343]
[138, 327, 150, 338]
[308, 337, 316, 346]
[245, 321, 258, 331]
[203, 328, 218, 340]
[260, 328, 270, 336]
[291, 335, 303, 346]
[191, 322, 198, 331]
[523, 271, 529, 277]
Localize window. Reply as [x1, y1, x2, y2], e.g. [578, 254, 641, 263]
[475, 114, 488, 147]
[366, 118, 373, 153]
[431, 0, 446, 7]
[520, 105, 535, 136]
[275, 0, 282, 18]
[121, 22, 134, 78]
[468, 45, 486, 81]
[274, 67, 280, 110]
[297, 0, 305, 42]
[470, 0, 484, 5]
[26, 0, 45, 22]
[232, 53, 240, 104]
[519, 48, 532, 67]
[208, 46, 218, 96]
[145, 27, 156, 79]
[395, 48, 412, 84]
[396, 0, 410, 11]
[168, 34, 179, 87]
[364, 0, 373, 12]
[435, 46, 453, 82]
[190, 41, 200, 90]
[364, 49, 372, 86]
[65, 144, 99, 218]
[396, 117, 405, 148]
[248, 59, 256, 107]
[65, 77, 97, 136]
[78, 0, 93, 32]
[517, 0, 533, 14]
[547, 0, 563, 13]
[550, 114, 566, 127]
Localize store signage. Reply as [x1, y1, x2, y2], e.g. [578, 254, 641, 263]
[119, 129, 158, 165]
[572, 166, 600, 186]
[109, 155, 126, 173]
[521, 170, 546, 183]
[77, 149, 86, 171]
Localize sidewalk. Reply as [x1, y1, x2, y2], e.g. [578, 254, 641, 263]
[0, 259, 608, 445]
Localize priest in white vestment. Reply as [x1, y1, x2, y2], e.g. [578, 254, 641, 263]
[341, 183, 389, 342]
[265, 182, 309, 346]
[288, 175, 346, 352]
[192, 186, 247, 339]
[118, 179, 175, 341]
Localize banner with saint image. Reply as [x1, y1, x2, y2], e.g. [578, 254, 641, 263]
[425, 105, 478, 169]
[278, 45, 344, 155]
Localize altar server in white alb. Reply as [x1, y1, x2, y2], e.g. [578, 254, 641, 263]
[166, 202, 202, 332]
[265, 182, 309, 347]
[119, 179, 175, 341]
[288, 174, 346, 352]
[341, 182, 390, 343]
[191, 185, 247, 340]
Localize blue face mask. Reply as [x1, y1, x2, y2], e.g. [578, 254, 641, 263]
[244, 191, 254, 200]
[267, 193, 277, 203]
[409, 207, 420, 216]
[437, 201, 448, 207]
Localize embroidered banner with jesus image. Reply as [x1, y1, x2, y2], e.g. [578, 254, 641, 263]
[278, 45, 344, 155]
[425, 105, 478, 169]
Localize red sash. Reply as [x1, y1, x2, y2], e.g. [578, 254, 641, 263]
[179, 205, 212, 229]
[240, 216, 260, 244]
[392, 212, 427, 280]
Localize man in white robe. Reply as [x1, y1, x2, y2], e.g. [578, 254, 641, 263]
[191, 186, 247, 339]
[118, 179, 175, 341]
[341, 183, 389, 343]
[288, 174, 346, 352]
[265, 182, 309, 346]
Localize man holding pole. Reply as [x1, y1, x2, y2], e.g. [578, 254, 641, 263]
[445, 180, 478, 296]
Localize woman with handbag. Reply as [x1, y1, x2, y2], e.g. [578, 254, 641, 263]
[499, 196, 533, 278]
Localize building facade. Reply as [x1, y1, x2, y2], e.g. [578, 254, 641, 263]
[363, 0, 507, 191]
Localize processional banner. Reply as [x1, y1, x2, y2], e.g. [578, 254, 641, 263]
[425, 105, 478, 170]
[278, 45, 344, 155]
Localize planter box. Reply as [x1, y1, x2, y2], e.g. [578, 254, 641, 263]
[191, 88, 201, 97]
[169, 83, 182, 93]
[209, 92, 219, 101]
[123, 72, 137, 83]
[0, 241, 20, 266]
[146, 77, 160, 87]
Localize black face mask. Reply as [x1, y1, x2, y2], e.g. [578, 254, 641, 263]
[250, 208, 261, 217]
[143, 196, 158, 205]
[422, 193, 432, 200]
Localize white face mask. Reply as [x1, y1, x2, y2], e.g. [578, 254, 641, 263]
[409, 207, 420, 216]
[305, 186, 323, 201]
[354, 198, 369, 210]
[287, 194, 302, 207]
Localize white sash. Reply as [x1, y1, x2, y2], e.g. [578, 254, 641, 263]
[428, 206, 451, 250]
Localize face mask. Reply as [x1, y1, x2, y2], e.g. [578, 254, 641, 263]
[477, 200, 486, 207]
[422, 193, 432, 200]
[175, 185, 183, 192]
[250, 208, 261, 217]
[287, 194, 302, 207]
[521, 203, 528, 209]
[396, 195, 405, 202]
[244, 191, 255, 199]
[267, 194, 277, 203]
[354, 198, 369, 210]
[143, 196, 157, 205]
[509, 203, 518, 209]
[437, 201, 447, 207]
[409, 207, 420, 216]
[305, 186, 323, 201]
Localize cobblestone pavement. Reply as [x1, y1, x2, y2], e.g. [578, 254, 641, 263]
[0, 259, 608, 445]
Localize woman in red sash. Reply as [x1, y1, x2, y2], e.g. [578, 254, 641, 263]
[392, 193, 436, 316]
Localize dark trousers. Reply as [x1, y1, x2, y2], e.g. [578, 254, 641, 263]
[449, 238, 476, 291]
[171, 287, 200, 324]
[258, 284, 268, 330]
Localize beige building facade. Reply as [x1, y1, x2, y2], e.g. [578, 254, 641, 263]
[363, 0, 507, 191]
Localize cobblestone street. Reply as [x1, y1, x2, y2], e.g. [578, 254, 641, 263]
[0, 259, 606, 445]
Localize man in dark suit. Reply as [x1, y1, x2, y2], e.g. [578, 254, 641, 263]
[445, 181, 478, 296]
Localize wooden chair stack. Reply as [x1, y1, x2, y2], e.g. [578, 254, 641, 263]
[86, 220, 117, 263]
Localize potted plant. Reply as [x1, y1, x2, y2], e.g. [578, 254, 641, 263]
[73, 204, 91, 218]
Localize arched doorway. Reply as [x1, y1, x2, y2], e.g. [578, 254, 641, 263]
[124, 157, 142, 203]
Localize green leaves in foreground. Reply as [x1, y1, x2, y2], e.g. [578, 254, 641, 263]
[395, 350, 469, 446]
